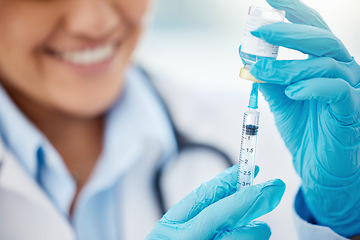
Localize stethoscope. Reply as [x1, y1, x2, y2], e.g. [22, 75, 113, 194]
[137, 66, 234, 215]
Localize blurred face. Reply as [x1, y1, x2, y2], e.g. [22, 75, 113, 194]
[0, 0, 148, 118]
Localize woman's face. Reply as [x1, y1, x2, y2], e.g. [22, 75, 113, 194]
[0, 0, 148, 118]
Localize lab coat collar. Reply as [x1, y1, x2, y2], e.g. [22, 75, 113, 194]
[0, 84, 44, 179]
[0, 84, 76, 216]
[0, 137, 76, 240]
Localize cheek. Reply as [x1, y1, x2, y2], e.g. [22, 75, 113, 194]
[0, 2, 62, 50]
[117, 0, 149, 26]
[0, 2, 62, 93]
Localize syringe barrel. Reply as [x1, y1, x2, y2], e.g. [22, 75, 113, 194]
[237, 108, 260, 190]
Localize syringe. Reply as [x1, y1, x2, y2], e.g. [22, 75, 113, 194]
[237, 83, 260, 190]
[236, 2, 284, 190]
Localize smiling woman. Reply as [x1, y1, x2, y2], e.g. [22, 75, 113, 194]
[0, 0, 150, 225]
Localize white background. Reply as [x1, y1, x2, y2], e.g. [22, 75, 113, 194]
[136, 1, 360, 239]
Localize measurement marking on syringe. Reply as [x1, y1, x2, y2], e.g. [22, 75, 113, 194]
[237, 102, 260, 191]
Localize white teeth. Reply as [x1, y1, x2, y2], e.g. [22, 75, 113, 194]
[59, 44, 115, 65]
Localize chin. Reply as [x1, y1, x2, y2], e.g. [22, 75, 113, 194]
[53, 83, 123, 119]
[59, 97, 117, 119]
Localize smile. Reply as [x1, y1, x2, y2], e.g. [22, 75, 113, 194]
[56, 44, 116, 65]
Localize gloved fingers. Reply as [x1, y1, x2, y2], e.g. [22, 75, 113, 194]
[258, 83, 303, 128]
[259, 83, 306, 155]
[163, 165, 238, 223]
[215, 221, 271, 240]
[164, 165, 261, 223]
[164, 164, 248, 223]
[251, 22, 352, 62]
[258, 83, 290, 109]
[285, 78, 360, 116]
[265, 0, 330, 30]
[189, 179, 285, 237]
[251, 57, 360, 87]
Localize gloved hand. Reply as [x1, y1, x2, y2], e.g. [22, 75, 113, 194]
[245, 0, 360, 237]
[146, 165, 285, 240]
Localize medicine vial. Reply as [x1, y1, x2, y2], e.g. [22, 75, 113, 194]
[239, 0, 285, 80]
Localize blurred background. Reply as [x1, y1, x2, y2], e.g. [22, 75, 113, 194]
[135, 0, 360, 239]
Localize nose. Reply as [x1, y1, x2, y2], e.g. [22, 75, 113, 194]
[64, 0, 121, 40]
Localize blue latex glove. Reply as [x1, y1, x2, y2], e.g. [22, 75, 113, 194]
[245, 0, 360, 237]
[146, 165, 285, 240]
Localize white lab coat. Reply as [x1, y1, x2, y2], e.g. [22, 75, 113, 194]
[0, 72, 350, 240]
[0, 128, 231, 240]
